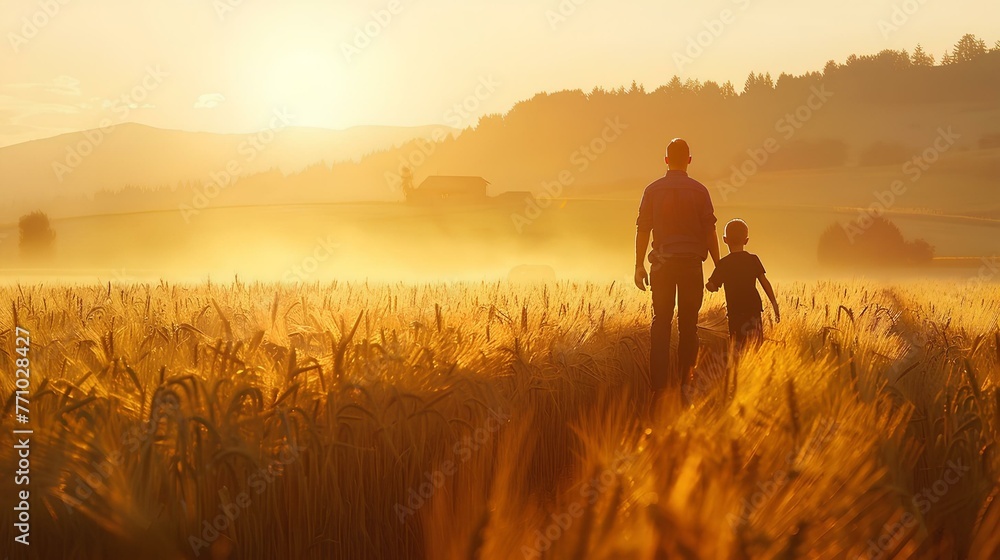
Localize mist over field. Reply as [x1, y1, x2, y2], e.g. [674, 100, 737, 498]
[0, 196, 995, 284]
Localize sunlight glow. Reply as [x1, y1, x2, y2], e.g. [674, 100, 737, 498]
[258, 49, 341, 128]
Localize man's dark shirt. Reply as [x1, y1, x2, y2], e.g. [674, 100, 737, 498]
[708, 251, 765, 318]
[636, 170, 716, 262]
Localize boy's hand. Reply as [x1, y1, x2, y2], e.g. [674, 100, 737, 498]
[634, 265, 649, 291]
[705, 281, 719, 293]
[774, 308, 781, 323]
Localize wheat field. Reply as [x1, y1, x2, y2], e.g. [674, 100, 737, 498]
[1, 279, 999, 559]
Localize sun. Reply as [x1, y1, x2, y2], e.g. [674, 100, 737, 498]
[258, 49, 344, 128]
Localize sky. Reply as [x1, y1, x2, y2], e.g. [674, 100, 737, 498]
[1, 0, 997, 147]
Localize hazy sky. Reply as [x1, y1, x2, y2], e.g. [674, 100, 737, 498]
[1, 0, 997, 146]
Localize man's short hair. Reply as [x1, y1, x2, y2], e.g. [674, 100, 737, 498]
[666, 138, 690, 162]
[725, 219, 749, 242]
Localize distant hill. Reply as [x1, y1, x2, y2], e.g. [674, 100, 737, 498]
[6, 35, 999, 221]
[0, 122, 454, 219]
[223, 39, 1000, 207]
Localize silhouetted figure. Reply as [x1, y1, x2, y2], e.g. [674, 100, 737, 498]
[706, 219, 780, 353]
[634, 139, 720, 403]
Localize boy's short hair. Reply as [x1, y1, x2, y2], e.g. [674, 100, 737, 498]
[725, 219, 749, 242]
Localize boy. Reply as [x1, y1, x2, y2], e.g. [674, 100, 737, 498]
[706, 219, 780, 350]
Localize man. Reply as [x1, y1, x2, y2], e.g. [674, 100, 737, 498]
[634, 138, 720, 400]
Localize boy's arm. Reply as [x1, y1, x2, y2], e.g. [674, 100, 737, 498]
[758, 273, 780, 322]
[705, 264, 722, 293]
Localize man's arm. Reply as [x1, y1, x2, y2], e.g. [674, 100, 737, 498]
[634, 227, 650, 291]
[634, 189, 652, 291]
[758, 273, 780, 322]
[706, 226, 721, 266]
[702, 190, 720, 266]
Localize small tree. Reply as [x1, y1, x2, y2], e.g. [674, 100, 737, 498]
[719, 81, 737, 99]
[664, 76, 684, 93]
[700, 80, 722, 99]
[912, 44, 935, 67]
[952, 34, 988, 63]
[400, 167, 415, 201]
[742, 72, 774, 96]
[19, 211, 56, 261]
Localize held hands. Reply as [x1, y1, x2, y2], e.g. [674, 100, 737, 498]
[705, 281, 719, 293]
[634, 265, 649, 291]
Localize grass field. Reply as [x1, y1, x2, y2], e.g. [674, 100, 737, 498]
[1, 278, 999, 559]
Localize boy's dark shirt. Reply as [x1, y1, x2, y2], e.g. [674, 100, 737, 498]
[709, 251, 765, 318]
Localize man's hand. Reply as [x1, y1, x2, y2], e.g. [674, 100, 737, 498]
[705, 281, 719, 293]
[634, 265, 649, 291]
[774, 307, 781, 323]
[706, 226, 721, 267]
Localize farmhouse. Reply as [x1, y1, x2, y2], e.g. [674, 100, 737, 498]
[404, 176, 490, 204]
